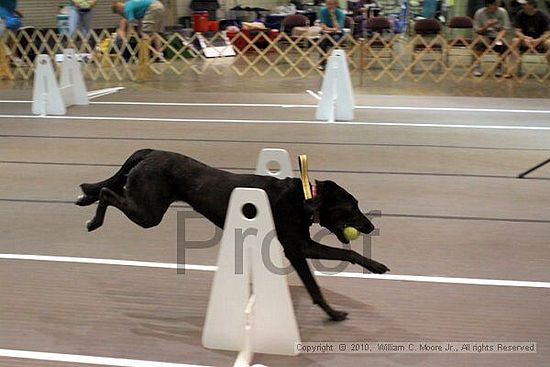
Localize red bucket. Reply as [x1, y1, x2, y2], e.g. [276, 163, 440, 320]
[208, 21, 219, 32]
[192, 11, 209, 33]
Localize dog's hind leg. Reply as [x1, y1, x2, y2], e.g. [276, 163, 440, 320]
[76, 149, 153, 206]
[286, 253, 348, 321]
[86, 187, 122, 231]
[304, 240, 389, 274]
[86, 187, 169, 232]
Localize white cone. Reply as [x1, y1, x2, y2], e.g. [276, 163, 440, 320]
[255, 148, 302, 287]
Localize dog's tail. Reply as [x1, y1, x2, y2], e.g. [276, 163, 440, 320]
[76, 149, 154, 206]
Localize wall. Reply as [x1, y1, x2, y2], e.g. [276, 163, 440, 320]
[16, 0, 178, 29]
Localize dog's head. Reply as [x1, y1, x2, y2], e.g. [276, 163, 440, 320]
[314, 180, 375, 244]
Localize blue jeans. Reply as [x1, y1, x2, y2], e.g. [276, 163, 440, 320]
[68, 6, 93, 36]
[0, 6, 22, 30]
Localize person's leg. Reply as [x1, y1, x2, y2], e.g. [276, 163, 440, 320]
[544, 40, 550, 69]
[472, 43, 485, 76]
[151, 2, 165, 55]
[494, 42, 507, 77]
[79, 10, 93, 37]
[319, 32, 342, 68]
[318, 33, 330, 68]
[141, 1, 164, 56]
[505, 37, 522, 77]
[68, 6, 78, 36]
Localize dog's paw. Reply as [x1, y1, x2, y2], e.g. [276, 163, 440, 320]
[369, 261, 390, 274]
[75, 194, 96, 206]
[329, 310, 348, 321]
[86, 219, 101, 232]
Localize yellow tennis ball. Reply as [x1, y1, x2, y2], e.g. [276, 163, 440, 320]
[343, 226, 359, 241]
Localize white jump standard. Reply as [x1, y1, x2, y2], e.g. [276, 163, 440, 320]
[32, 49, 88, 116]
[316, 49, 354, 122]
[202, 188, 301, 363]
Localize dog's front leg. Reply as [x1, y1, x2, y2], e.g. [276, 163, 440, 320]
[304, 240, 389, 274]
[285, 252, 348, 321]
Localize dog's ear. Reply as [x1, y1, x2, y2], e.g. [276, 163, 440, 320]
[315, 180, 337, 201]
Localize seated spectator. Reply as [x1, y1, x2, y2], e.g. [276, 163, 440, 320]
[0, 0, 22, 31]
[505, 0, 550, 78]
[318, 0, 345, 70]
[472, 0, 511, 77]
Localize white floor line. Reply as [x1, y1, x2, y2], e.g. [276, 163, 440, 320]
[1, 99, 550, 114]
[0, 114, 549, 131]
[1, 254, 549, 289]
[0, 348, 211, 367]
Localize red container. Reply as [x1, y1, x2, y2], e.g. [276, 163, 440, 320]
[192, 11, 209, 33]
[208, 21, 219, 32]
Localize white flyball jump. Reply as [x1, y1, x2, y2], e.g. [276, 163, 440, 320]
[255, 148, 293, 179]
[316, 49, 354, 122]
[202, 188, 301, 365]
[32, 49, 89, 116]
[255, 148, 302, 287]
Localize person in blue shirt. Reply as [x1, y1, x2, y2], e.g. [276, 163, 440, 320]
[112, 0, 166, 59]
[0, 0, 23, 30]
[318, 0, 346, 70]
[112, 0, 165, 35]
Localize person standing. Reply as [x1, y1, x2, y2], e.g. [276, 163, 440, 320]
[472, 0, 511, 77]
[68, 0, 97, 37]
[112, 0, 165, 59]
[112, 0, 165, 36]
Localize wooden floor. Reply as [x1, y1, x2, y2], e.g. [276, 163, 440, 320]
[0, 91, 549, 367]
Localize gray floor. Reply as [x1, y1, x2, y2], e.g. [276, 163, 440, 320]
[0, 90, 549, 367]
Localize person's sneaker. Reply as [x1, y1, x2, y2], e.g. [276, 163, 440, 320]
[153, 52, 166, 63]
[10, 57, 25, 67]
[154, 55, 166, 63]
[472, 65, 483, 77]
[495, 64, 503, 77]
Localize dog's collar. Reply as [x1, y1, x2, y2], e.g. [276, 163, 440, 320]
[298, 155, 319, 223]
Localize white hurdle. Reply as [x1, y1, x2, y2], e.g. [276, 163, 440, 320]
[316, 49, 354, 122]
[255, 148, 293, 179]
[255, 148, 302, 287]
[202, 188, 301, 365]
[32, 49, 89, 116]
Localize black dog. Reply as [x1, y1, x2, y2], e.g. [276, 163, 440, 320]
[77, 149, 389, 320]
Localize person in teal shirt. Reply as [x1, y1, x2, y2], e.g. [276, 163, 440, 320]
[0, 0, 23, 30]
[318, 0, 346, 70]
[121, 0, 153, 22]
[319, 0, 345, 30]
[112, 0, 165, 34]
[112, 0, 166, 59]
